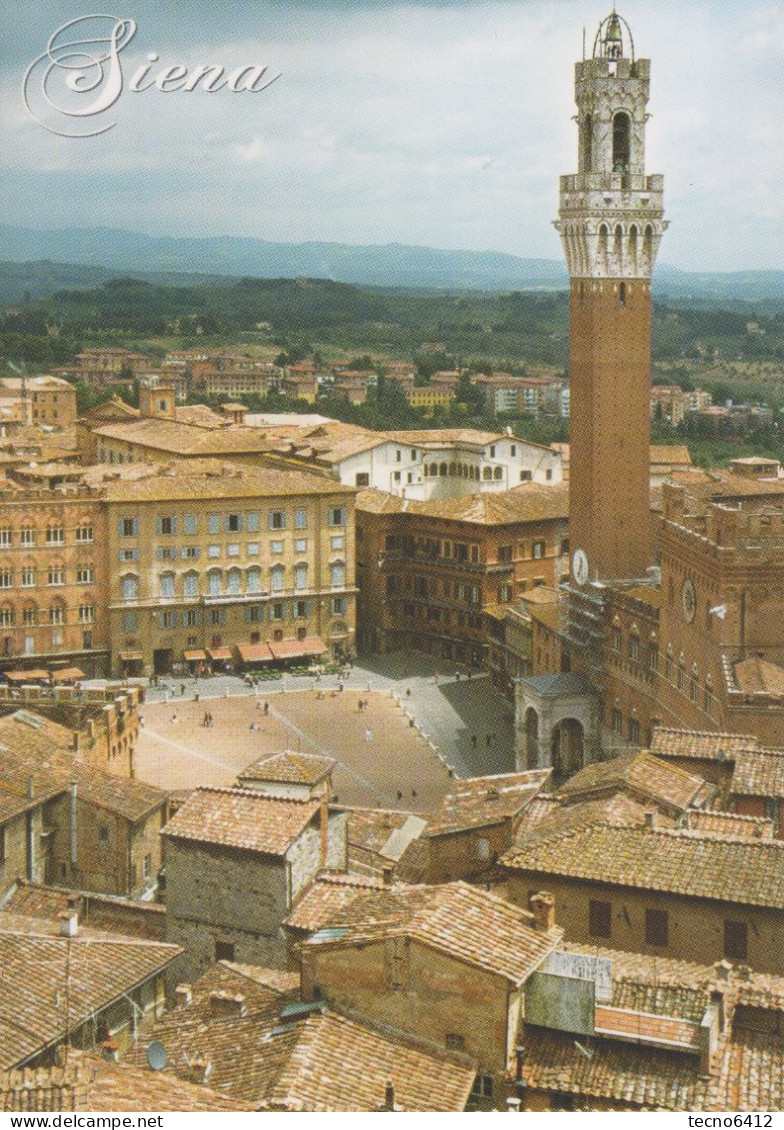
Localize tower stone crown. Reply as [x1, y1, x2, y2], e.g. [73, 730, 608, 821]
[555, 11, 667, 280]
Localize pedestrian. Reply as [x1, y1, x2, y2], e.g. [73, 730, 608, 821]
[171, 713, 179, 724]
[180, 683, 185, 696]
[364, 728, 373, 742]
[471, 734, 477, 749]
[411, 789, 417, 799]
[486, 734, 492, 748]
[203, 712, 209, 727]
[397, 790, 403, 801]
[405, 688, 411, 698]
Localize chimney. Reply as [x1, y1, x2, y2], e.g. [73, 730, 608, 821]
[58, 910, 78, 937]
[644, 811, 657, 830]
[506, 1098, 522, 1113]
[101, 1039, 120, 1063]
[529, 891, 555, 931]
[384, 1082, 396, 1112]
[174, 983, 193, 1009]
[381, 862, 395, 887]
[208, 989, 247, 1018]
[185, 1057, 213, 1085]
[320, 796, 329, 868]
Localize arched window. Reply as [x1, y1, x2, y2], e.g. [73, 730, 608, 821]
[183, 571, 199, 598]
[227, 568, 242, 595]
[612, 111, 631, 173]
[614, 224, 623, 262]
[159, 573, 175, 599]
[598, 223, 609, 264]
[619, 282, 626, 307]
[439, 462, 448, 477]
[483, 466, 493, 481]
[628, 224, 638, 267]
[494, 466, 503, 480]
[449, 463, 457, 477]
[207, 570, 222, 597]
[330, 561, 345, 588]
[582, 112, 593, 172]
[247, 566, 261, 594]
[0, 603, 14, 627]
[643, 223, 654, 268]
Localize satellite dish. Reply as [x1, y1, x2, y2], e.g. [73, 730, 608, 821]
[146, 1040, 167, 1071]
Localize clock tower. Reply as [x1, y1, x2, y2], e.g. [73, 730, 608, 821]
[556, 11, 667, 581]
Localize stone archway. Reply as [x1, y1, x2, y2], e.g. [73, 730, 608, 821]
[551, 717, 585, 778]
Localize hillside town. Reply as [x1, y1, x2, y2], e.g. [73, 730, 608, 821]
[0, 9, 782, 1118]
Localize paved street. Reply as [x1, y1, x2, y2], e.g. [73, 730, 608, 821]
[118, 651, 516, 805]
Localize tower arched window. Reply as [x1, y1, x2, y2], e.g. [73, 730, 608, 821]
[628, 224, 638, 269]
[619, 282, 627, 307]
[612, 111, 631, 174]
[582, 113, 593, 172]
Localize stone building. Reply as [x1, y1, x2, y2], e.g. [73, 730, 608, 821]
[0, 376, 77, 431]
[162, 786, 348, 979]
[0, 482, 108, 677]
[355, 483, 569, 664]
[83, 459, 355, 676]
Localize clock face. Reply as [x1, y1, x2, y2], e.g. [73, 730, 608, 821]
[681, 577, 696, 623]
[572, 548, 589, 586]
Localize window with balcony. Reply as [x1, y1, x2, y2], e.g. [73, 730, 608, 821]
[293, 564, 308, 592]
[247, 567, 261, 594]
[183, 572, 199, 598]
[271, 565, 285, 593]
[159, 573, 175, 599]
[227, 569, 242, 595]
[207, 571, 222, 597]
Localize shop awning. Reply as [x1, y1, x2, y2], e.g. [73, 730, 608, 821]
[236, 643, 274, 663]
[119, 651, 143, 662]
[51, 667, 85, 683]
[207, 648, 232, 661]
[3, 669, 50, 682]
[183, 650, 207, 662]
[268, 637, 327, 661]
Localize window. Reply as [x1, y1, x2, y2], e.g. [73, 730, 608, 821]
[629, 634, 640, 661]
[182, 546, 200, 559]
[156, 547, 177, 561]
[208, 608, 226, 626]
[612, 626, 622, 651]
[76, 566, 94, 584]
[185, 608, 200, 627]
[226, 513, 242, 532]
[156, 516, 177, 536]
[294, 600, 309, 618]
[520, 469, 532, 482]
[0, 607, 12, 627]
[649, 642, 659, 671]
[331, 536, 344, 552]
[143, 853, 152, 880]
[120, 548, 138, 563]
[49, 605, 65, 625]
[227, 569, 241, 595]
[47, 566, 65, 586]
[724, 920, 748, 961]
[159, 574, 175, 599]
[645, 908, 668, 947]
[269, 511, 286, 530]
[78, 605, 94, 623]
[208, 514, 220, 535]
[158, 609, 177, 629]
[295, 538, 307, 554]
[498, 545, 512, 563]
[445, 1034, 465, 1051]
[215, 940, 235, 962]
[270, 540, 283, 555]
[208, 571, 222, 597]
[208, 545, 220, 559]
[227, 544, 240, 558]
[328, 507, 346, 527]
[293, 564, 308, 592]
[532, 541, 545, 559]
[330, 562, 345, 587]
[183, 572, 199, 598]
[0, 527, 14, 547]
[629, 718, 640, 744]
[247, 542, 259, 556]
[119, 517, 139, 538]
[269, 601, 285, 620]
[23, 607, 37, 626]
[612, 708, 623, 736]
[45, 525, 64, 545]
[122, 611, 138, 633]
[21, 567, 36, 588]
[247, 513, 260, 534]
[247, 567, 261, 594]
[331, 596, 347, 615]
[20, 527, 35, 547]
[0, 570, 11, 589]
[355, 472, 370, 487]
[183, 515, 197, 536]
[271, 565, 285, 593]
[589, 899, 612, 938]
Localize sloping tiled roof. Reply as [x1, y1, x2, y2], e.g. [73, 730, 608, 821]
[502, 825, 784, 908]
[519, 793, 666, 843]
[356, 482, 568, 525]
[0, 918, 180, 1070]
[0, 881, 166, 940]
[83, 458, 345, 501]
[304, 880, 558, 984]
[423, 770, 551, 837]
[259, 1007, 477, 1112]
[681, 810, 775, 839]
[650, 727, 759, 761]
[85, 1056, 250, 1112]
[732, 656, 784, 694]
[161, 787, 319, 856]
[0, 714, 165, 823]
[557, 752, 709, 813]
[730, 748, 784, 799]
[237, 751, 336, 787]
[285, 873, 385, 932]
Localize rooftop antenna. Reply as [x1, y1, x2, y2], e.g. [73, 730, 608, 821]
[582, 26, 586, 60]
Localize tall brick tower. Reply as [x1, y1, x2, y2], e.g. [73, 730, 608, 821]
[556, 11, 667, 582]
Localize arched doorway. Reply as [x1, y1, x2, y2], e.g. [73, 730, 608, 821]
[525, 707, 540, 770]
[551, 718, 585, 778]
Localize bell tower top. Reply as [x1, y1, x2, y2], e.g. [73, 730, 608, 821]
[554, 10, 667, 281]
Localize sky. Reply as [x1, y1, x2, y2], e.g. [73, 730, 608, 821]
[1, 0, 782, 272]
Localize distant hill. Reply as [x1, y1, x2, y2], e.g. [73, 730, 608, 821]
[0, 224, 782, 302]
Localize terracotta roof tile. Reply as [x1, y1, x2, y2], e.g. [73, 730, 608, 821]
[0, 918, 180, 1070]
[285, 873, 386, 932]
[304, 880, 558, 984]
[732, 656, 784, 694]
[557, 753, 709, 814]
[650, 727, 759, 761]
[238, 751, 335, 787]
[682, 810, 775, 839]
[730, 748, 784, 799]
[502, 824, 784, 908]
[161, 787, 320, 856]
[356, 482, 568, 525]
[423, 770, 551, 836]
